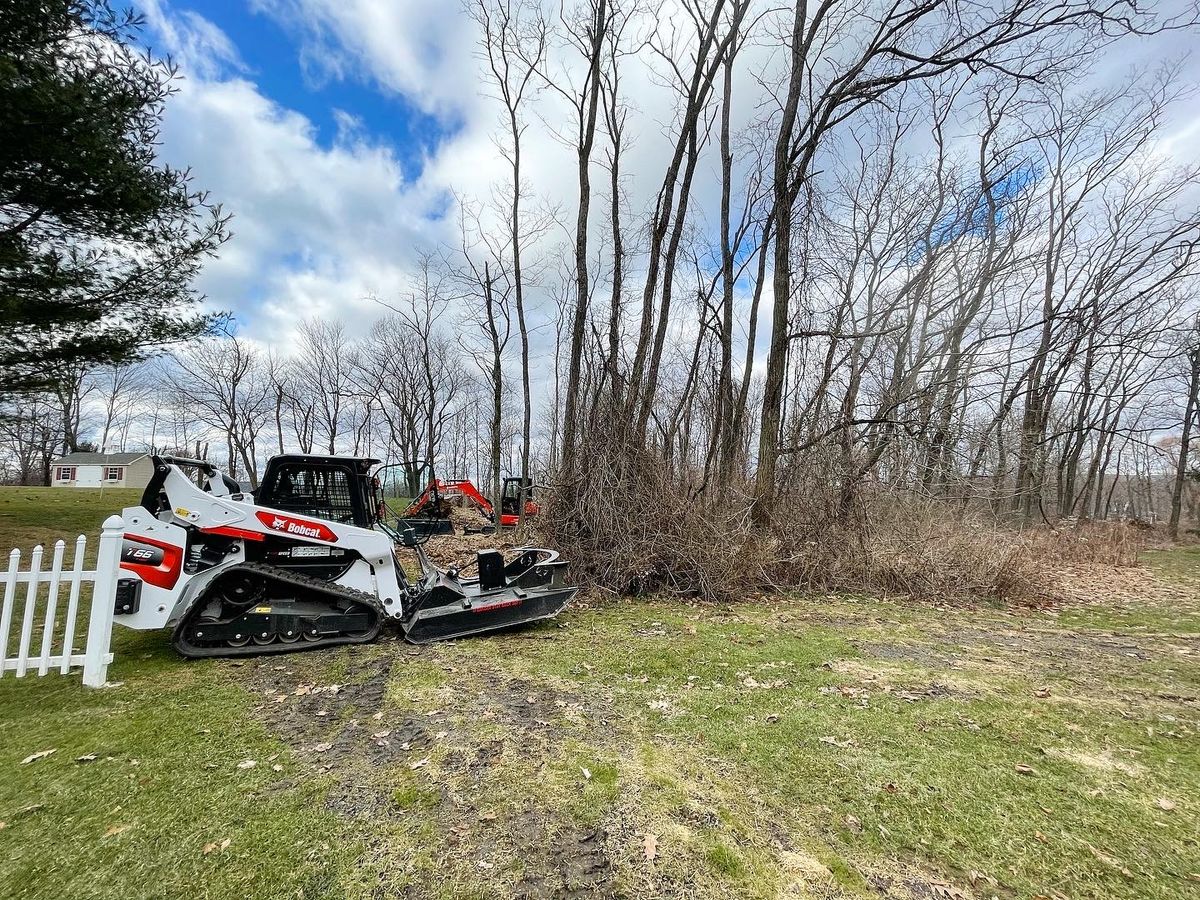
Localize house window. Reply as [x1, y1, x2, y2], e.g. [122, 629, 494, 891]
[105, 467, 123, 482]
[56, 466, 77, 481]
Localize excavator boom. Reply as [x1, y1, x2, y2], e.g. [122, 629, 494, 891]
[402, 477, 538, 528]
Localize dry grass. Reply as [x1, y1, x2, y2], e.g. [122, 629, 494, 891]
[1023, 518, 1146, 567]
[767, 490, 1039, 601]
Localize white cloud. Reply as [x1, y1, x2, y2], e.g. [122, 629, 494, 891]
[159, 74, 446, 338]
[250, 0, 480, 120]
[138, 2, 464, 347]
[142, 0, 246, 79]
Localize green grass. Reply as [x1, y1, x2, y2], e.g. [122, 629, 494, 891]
[0, 488, 358, 899]
[0, 485, 1197, 899]
[0, 487, 142, 557]
[423, 598, 1198, 899]
[0, 631, 360, 899]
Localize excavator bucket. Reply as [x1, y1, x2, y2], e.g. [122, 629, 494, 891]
[401, 548, 577, 643]
[397, 516, 455, 536]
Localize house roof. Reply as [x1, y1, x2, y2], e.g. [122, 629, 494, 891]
[53, 452, 148, 466]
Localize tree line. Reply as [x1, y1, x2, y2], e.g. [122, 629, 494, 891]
[4, 1, 1200, 544]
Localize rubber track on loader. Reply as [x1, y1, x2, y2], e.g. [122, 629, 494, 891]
[172, 561, 387, 659]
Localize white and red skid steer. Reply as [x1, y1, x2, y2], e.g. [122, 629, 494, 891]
[113, 455, 577, 657]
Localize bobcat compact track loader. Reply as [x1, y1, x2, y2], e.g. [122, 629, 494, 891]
[112, 455, 577, 658]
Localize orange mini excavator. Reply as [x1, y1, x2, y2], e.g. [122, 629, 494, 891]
[400, 477, 539, 531]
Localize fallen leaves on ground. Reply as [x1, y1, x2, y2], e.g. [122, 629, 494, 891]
[236, 759, 257, 769]
[1014, 763, 1038, 776]
[968, 871, 998, 888]
[103, 824, 130, 838]
[203, 838, 232, 854]
[819, 736, 856, 749]
[643, 832, 658, 862]
[75, 753, 97, 763]
[742, 676, 787, 689]
[930, 882, 968, 899]
[20, 749, 55, 765]
[844, 814, 863, 834]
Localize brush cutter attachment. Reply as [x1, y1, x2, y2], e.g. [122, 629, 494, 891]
[401, 547, 576, 644]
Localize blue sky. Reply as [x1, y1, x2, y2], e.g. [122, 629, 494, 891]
[129, 0, 500, 338]
[159, 0, 458, 179]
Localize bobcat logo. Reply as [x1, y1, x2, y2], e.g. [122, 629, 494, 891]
[255, 510, 337, 543]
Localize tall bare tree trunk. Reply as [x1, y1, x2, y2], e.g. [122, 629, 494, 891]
[1170, 340, 1200, 539]
[753, 1, 806, 521]
[560, 0, 608, 474]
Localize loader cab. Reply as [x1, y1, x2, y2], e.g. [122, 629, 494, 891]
[500, 477, 535, 518]
[256, 455, 380, 529]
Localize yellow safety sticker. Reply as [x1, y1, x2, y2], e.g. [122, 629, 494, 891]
[254, 606, 272, 614]
[174, 507, 190, 517]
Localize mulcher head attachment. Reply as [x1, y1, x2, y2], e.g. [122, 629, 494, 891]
[401, 548, 577, 644]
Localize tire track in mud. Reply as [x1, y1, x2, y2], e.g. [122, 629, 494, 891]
[235, 644, 622, 899]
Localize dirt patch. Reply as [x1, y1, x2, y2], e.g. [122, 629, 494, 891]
[242, 653, 398, 751]
[239, 649, 446, 825]
[234, 643, 624, 899]
[865, 871, 984, 899]
[504, 808, 616, 900]
[827, 658, 977, 702]
[1045, 747, 1146, 777]
[855, 642, 957, 670]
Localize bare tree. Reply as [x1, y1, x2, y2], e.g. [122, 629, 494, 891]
[1169, 320, 1200, 538]
[169, 338, 270, 486]
[296, 319, 355, 454]
[470, 0, 549, 526]
[752, 0, 1174, 519]
[94, 361, 152, 453]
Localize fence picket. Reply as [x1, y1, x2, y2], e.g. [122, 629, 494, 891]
[15, 545, 44, 677]
[59, 535, 87, 675]
[38, 541, 67, 676]
[0, 549, 18, 677]
[82, 516, 123, 688]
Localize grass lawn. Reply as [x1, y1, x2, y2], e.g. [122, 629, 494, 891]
[0, 486, 1197, 899]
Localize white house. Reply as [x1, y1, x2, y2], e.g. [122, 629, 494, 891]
[50, 452, 153, 489]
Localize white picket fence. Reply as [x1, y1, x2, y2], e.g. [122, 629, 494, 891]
[0, 514, 123, 688]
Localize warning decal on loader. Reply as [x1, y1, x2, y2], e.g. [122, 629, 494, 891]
[254, 511, 339, 543]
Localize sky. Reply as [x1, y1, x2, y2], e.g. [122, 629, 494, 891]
[135, 0, 1200, 372]
[138, 0, 478, 339]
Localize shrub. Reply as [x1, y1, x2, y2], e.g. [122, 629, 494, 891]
[543, 446, 1146, 604]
